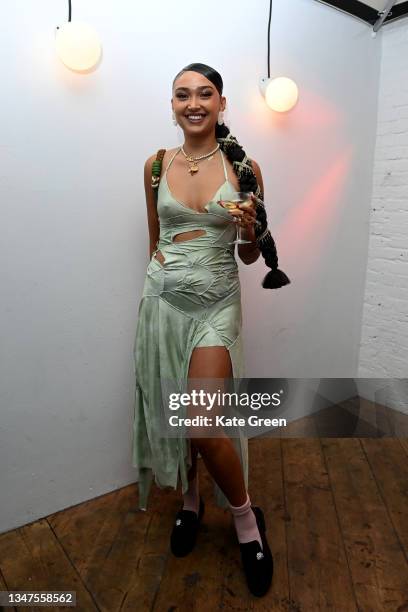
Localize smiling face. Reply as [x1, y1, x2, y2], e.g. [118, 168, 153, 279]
[171, 70, 226, 133]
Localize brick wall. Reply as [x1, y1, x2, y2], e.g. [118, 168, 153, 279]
[359, 19, 408, 380]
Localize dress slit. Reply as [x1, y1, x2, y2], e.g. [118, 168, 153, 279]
[132, 294, 248, 510]
[177, 330, 249, 509]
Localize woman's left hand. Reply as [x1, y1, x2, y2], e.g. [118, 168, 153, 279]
[227, 193, 258, 228]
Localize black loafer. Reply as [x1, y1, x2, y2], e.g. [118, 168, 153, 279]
[170, 498, 205, 557]
[238, 506, 274, 597]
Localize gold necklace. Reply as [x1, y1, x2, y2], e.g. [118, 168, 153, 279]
[180, 143, 220, 175]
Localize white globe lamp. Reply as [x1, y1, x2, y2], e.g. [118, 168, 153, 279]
[259, 76, 299, 112]
[55, 21, 102, 72]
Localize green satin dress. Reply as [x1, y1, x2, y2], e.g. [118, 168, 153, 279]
[132, 147, 248, 509]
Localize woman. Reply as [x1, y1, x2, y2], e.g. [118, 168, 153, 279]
[132, 62, 290, 597]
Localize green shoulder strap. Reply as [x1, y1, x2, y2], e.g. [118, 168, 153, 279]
[150, 149, 166, 254]
[151, 149, 166, 200]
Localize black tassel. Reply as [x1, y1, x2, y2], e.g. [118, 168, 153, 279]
[262, 269, 291, 289]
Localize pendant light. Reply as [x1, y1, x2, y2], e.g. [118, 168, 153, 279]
[55, 1, 102, 72]
[259, 0, 299, 112]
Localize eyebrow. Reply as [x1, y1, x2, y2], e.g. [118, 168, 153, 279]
[174, 85, 214, 92]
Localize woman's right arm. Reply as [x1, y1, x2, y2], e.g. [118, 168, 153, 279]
[144, 153, 161, 259]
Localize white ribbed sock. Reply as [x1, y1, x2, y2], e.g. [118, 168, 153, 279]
[182, 473, 200, 515]
[229, 493, 262, 549]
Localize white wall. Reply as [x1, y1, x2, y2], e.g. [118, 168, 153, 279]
[0, 0, 393, 533]
[239, 1, 382, 378]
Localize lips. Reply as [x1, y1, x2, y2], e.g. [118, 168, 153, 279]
[185, 114, 206, 123]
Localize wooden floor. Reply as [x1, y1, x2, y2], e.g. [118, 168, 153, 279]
[1, 398, 408, 611]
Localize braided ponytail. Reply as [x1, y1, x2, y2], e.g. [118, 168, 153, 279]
[173, 62, 291, 289]
[215, 123, 290, 288]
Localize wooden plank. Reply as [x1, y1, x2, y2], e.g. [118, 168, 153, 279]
[123, 485, 180, 611]
[248, 437, 290, 611]
[399, 438, 408, 457]
[152, 461, 232, 611]
[0, 569, 17, 612]
[361, 438, 408, 554]
[212, 438, 260, 610]
[187, 503, 232, 612]
[283, 438, 357, 611]
[281, 414, 319, 438]
[322, 438, 408, 611]
[2, 435, 407, 611]
[218, 501, 254, 610]
[0, 519, 99, 612]
[48, 484, 146, 610]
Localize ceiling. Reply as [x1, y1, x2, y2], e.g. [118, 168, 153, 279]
[315, 0, 408, 27]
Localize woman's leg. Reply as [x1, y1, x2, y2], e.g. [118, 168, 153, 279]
[173, 345, 274, 597]
[191, 437, 246, 506]
[187, 346, 247, 506]
[187, 347, 263, 549]
[182, 441, 200, 513]
[188, 441, 198, 481]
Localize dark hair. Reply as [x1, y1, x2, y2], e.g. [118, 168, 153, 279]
[173, 62, 290, 289]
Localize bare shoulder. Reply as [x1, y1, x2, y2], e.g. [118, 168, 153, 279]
[144, 146, 178, 178]
[250, 157, 262, 177]
[249, 158, 264, 193]
[143, 147, 172, 171]
[143, 152, 156, 179]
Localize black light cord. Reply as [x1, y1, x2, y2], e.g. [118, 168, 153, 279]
[267, 0, 272, 78]
[56, 0, 72, 30]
